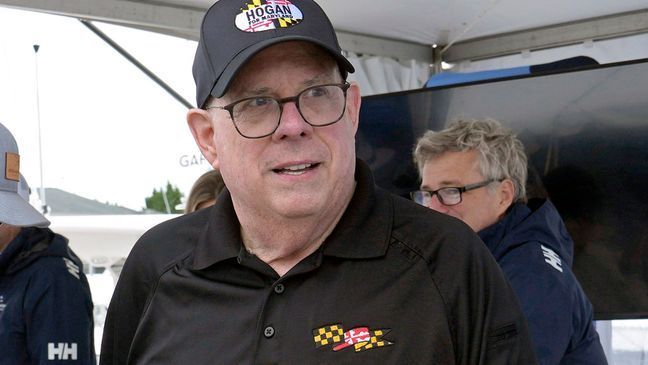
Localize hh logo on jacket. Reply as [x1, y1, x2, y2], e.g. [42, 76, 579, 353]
[48, 342, 77, 360]
[541, 245, 563, 272]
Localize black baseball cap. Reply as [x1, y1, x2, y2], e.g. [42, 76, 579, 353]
[193, 0, 355, 108]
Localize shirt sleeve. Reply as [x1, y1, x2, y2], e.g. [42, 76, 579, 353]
[99, 241, 155, 365]
[99, 212, 202, 365]
[24, 259, 96, 364]
[428, 226, 539, 365]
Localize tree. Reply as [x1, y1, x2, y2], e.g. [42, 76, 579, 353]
[145, 182, 184, 213]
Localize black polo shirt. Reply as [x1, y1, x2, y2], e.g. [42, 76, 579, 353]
[100, 160, 536, 364]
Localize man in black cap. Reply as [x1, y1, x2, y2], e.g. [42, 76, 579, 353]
[101, 1, 536, 363]
[0, 122, 95, 364]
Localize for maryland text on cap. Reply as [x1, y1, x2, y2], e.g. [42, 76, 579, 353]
[193, 0, 355, 108]
[0, 122, 50, 228]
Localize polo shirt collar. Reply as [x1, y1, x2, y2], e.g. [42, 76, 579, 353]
[191, 159, 392, 270]
[321, 159, 392, 259]
[192, 189, 242, 270]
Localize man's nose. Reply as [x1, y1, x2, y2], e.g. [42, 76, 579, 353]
[272, 101, 312, 140]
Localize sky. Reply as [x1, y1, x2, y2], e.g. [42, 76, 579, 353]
[0, 6, 210, 211]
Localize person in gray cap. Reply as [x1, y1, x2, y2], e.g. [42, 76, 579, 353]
[0, 122, 95, 364]
[101, 1, 536, 364]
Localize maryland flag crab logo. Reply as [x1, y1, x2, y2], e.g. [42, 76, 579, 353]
[313, 324, 394, 353]
[236, 0, 303, 32]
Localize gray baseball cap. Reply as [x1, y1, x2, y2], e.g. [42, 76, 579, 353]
[192, 0, 355, 108]
[0, 122, 50, 228]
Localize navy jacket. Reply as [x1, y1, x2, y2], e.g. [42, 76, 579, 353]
[0, 227, 95, 364]
[479, 199, 607, 365]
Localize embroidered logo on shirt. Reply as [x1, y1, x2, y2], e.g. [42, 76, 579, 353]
[48, 343, 78, 360]
[313, 324, 394, 352]
[541, 244, 563, 272]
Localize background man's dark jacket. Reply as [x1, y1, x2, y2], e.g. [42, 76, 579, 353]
[0, 227, 95, 364]
[479, 199, 607, 364]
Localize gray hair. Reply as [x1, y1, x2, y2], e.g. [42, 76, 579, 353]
[413, 118, 528, 203]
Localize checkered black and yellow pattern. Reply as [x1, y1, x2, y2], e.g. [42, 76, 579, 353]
[278, 17, 299, 27]
[313, 324, 344, 348]
[354, 329, 394, 352]
[242, 0, 261, 11]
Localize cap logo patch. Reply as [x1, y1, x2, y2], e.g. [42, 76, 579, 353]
[5, 152, 19, 182]
[236, 0, 303, 32]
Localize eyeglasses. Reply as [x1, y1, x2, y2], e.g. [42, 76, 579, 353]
[410, 179, 497, 207]
[207, 82, 351, 139]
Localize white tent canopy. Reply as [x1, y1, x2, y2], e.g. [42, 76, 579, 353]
[1, 0, 648, 94]
[1, 0, 647, 62]
[0, 0, 648, 95]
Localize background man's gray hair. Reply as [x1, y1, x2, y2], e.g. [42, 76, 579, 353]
[413, 118, 528, 203]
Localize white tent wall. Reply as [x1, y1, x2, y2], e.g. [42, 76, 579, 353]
[48, 215, 177, 264]
[344, 31, 648, 101]
[451, 33, 648, 73]
[347, 53, 431, 95]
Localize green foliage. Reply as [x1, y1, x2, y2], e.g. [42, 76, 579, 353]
[145, 181, 184, 213]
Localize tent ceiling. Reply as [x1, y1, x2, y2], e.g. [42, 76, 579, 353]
[1, 0, 647, 63]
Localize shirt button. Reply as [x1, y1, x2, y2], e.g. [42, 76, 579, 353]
[274, 284, 285, 294]
[264, 326, 275, 338]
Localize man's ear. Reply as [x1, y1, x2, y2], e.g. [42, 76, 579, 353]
[496, 179, 516, 215]
[187, 108, 219, 169]
[346, 82, 361, 134]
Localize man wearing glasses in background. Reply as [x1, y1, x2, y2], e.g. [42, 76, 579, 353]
[412, 118, 607, 364]
[101, 1, 536, 363]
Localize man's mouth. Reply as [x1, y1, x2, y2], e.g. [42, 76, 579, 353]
[273, 163, 319, 175]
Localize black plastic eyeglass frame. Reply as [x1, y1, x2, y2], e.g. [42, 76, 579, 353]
[206, 82, 351, 139]
[410, 179, 498, 206]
